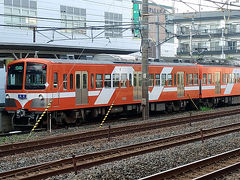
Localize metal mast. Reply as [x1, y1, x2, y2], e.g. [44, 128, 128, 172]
[141, 0, 149, 120]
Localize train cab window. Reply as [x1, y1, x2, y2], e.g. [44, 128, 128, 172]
[149, 74, 154, 87]
[104, 74, 111, 88]
[161, 73, 166, 86]
[96, 74, 103, 88]
[208, 73, 212, 84]
[70, 74, 73, 89]
[203, 73, 207, 85]
[167, 74, 172, 86]
[185, 73, 188, 85]
[194, 73, 198, 85]
[91, 74, 94, 89]
[155, 74, 160, 86]
[113, 73, 120, 88]
[129, 74, 132, 87]
[53, 72, 58, 88]
[189, 73, 193, 85]
[121, 73, 127, 88]
[63, 74, 67, 90]
[225, 73, 228, 84]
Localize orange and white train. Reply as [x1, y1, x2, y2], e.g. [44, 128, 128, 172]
[5, 54, 240, 128]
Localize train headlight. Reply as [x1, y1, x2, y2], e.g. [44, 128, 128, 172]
[39, 94, 44, 100]
[6, 94, 10, 99]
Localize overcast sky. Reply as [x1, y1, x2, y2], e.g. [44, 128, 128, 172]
[152, 0, 240, 13]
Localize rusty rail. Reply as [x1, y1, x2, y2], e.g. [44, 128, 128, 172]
[1, 108, 240, 158]
[0, 122, 240, 179]
[141, 148, 240, 180]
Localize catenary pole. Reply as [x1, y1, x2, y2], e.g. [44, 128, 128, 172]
[141, 0, 149, 120]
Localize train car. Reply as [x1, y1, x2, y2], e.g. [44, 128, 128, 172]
[199, 64, 240, 106]
[5, 55, 202, 128]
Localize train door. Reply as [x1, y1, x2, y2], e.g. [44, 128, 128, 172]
[215, 72, 221, 95]
[75, 71, 88, 105]
[177, 72, 185, 97]
[133, 72, 142, 101]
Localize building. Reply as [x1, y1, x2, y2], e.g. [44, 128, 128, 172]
[0, 0, 141, 104]
[174, 10, 240, 59]
[132, 0, 176, 58]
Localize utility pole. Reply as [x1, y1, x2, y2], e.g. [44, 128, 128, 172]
[156, 15, 161, 60]
[141, 0, 149, 120]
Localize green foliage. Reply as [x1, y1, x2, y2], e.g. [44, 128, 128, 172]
[199, 106, 212, 111]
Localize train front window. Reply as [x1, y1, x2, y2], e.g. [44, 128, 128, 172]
[7, 63, 24, 90]
[25, 63, 47, 90]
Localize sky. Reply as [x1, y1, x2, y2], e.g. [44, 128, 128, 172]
[152, 0, 240, 13]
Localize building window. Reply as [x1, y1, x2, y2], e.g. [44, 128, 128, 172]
[60, 5, 86, 34]
[104, 12, 122, 38]
[4, 0, 37, 28]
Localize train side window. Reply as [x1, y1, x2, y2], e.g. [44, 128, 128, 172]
[229, 74, 232, 84]
[139, 73, 142, 86]
[53, 72, 58, 88]
[63, 74, 67, 90]
[76, 74, 80, 89]
[91, 74, 94, 89]
[185, 73, 188, 86]
[113, 73, 120, 88]
[203, 73, 207, 85]
[155, 74, 160, 86]
[134, 74, 137, 87]
[96, 74, 103, 88]
[194, 73, 198, 85]
[225, 73, 228, 84]
[121, 73, 127, 88]
[167, 74, 172, 86]
[222, 73, 224, 84]
[237, 73, 240, 83]
[174, 74, 176, 86]
[208, 73, 212, 84]
[234, 73, 237, 84]
[70, 74, 73, 89]
[189, 73, 193, 85]
[129, 74, 132, 87]
[149, 74, 154, 87]
[161, 73, 166, 86]
[104, 74, 111, 88]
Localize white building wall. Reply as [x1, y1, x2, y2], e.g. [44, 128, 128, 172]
[0, 0, 140, 51]
[0, 67, 6, 104]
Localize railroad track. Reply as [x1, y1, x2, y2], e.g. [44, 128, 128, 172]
[141, 148, 240, 180]
[0, 122, 239, 179]
[1, 108, 240, 158]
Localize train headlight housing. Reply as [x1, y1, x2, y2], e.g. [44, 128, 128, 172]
[39, 94, 44, 100]
[6, 94, 10, 99]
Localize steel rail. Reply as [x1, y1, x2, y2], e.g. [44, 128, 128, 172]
[0, 123, 240, 179]
[140, 148, 240, 180]
[0, 108, 240, 157]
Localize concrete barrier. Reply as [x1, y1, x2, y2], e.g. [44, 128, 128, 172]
[0, 107, 12, 133]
